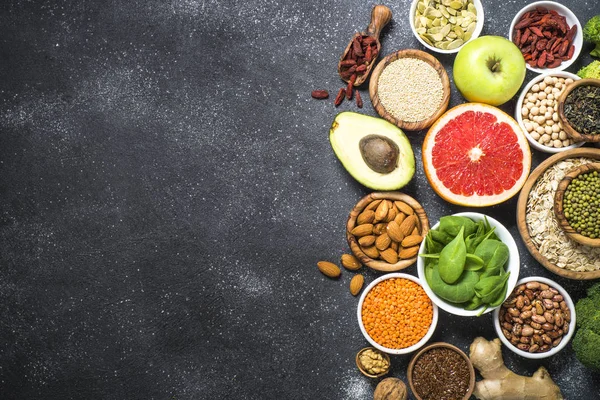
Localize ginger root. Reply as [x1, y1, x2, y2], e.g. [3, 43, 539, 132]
[469, 337, 563, 400]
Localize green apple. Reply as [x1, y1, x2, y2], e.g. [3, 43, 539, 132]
[453, 35, 526, 106]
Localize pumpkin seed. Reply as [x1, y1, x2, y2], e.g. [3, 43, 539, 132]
[447, 38, 464, 49]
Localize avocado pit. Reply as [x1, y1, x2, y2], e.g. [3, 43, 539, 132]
[359, 134, 399, 174]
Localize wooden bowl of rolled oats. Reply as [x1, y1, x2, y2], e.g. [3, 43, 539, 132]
[516, 147, 600, 280]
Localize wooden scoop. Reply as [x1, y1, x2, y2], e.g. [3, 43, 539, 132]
[338, 5, 392, 87]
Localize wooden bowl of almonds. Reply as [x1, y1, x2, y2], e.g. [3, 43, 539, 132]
[347, 192, 429, 272]
[554, 162, 600, 247]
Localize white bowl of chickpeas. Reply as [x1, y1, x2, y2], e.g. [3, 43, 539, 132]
[515, 72, 584, 153]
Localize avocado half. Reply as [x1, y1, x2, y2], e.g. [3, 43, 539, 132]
[329, 112, 415, 190]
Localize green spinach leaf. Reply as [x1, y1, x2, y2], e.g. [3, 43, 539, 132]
[439, 226, 466, 284]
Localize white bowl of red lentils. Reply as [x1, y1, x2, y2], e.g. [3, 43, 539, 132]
[357, 273, 438, 355]
[515, 72, 584, 153]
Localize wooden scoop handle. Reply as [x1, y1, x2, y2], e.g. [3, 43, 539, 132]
[365, 5, 392, 38]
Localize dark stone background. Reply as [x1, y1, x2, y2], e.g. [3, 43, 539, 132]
[1, 0, 599, 398]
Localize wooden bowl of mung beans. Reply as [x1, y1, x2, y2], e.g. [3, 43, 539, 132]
[369, 49, 450, 131]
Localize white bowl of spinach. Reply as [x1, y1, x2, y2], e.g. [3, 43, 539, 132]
[417, 212, 520, 316]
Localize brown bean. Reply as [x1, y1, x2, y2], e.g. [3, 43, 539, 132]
[502, 322, 514, 331]
[555, 313, 563, 327]
[520, 336, 531, 344]
[531, 322, 542, 330]
[542, 323, 554, 331]
[526, 282, 540, 290]
[547, 330, 560, 339]
[541, 290, 554, 299]
[502, 328, 512, 340]
[509, 308, 520, 317]
[532, 315, 547, 324]
[535, 303, 544, 315]
[553, 337, 563, 347]
[560, 301, 568, 311]
[517, 343, 530, 351]
[520, 310, 533, 320]
[511, 337, 520, 346]
[525, 289, 535, 300]
[564, 309, 571, 322]
[549, 288, 559, 295]
[553, 294, 564, 302]
[544, 312, 555, 324]
[543, 299, 554, 309]
[542, 334, 552, 344]
[529, 344, 540, 353]
[539, 283, 549, 291]
[533, 334, 543, 345]
[540, 344, 551, 352]
[512, 324, 523, 336]
[522, 325, 534, 337]
[516, 296, 525, 309]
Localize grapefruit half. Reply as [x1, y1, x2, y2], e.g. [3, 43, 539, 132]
[422, 103, 531, 207]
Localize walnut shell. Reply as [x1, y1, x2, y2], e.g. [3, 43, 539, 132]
[373, 377, 408, 400]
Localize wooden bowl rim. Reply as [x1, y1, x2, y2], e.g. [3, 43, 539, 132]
[368, 49, 450, 131]
[355, 347, 391, 378]
[347, 192, 430, 272]
[557, 78, 600, 143]
[553, 162, 600, 247]
[406, 342, 475, 400]
[516, 147, 600, 280]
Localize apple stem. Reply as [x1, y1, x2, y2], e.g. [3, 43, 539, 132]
[491, 62, 500, 72]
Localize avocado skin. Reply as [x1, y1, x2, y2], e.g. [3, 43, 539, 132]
[329, 112, 415, 191]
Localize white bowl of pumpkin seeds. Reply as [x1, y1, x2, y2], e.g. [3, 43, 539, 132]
[409, 0, 484, 54]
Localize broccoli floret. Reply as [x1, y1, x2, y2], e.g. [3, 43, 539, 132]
[576, 297, 598, 328]
[572, 328, 600, 371]
[577, 60, 600, 79]
[584, 15, 600, 57]
[586, 281, 600, 300]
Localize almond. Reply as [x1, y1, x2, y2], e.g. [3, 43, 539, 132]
[394, 212, 406, 225]
[380, 248, 398, 264]
[394, 201, 414, 215]
[341, 254, 362, 271]
[401, 234, 423, 248]
[362, 245, 379, 259]
[399, 215, 417, 237]
[384, 208, 397, 223]
[373, 222, 387, 235]
[386, 221, 405, 243]
[357, 210, 376, 225]
[365, 199, 382, 211]
[350, 275, 364, 296]
[375, 233, 391, 251]
[351, 224, 373, 237]
[390, 241, 399, 252]
[374, 200, 389, 222]
[318, 261, 341, 278]
[398, 245, 419, 260]
[411, 226, 420, 236]
[358, 235, 376, 247]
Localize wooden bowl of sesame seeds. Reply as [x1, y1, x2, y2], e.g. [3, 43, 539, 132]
[369, 49, 450, 131]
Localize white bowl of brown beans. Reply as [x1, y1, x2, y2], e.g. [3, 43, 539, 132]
[515, 72, 584, 153]
[493, 276, 576, 359]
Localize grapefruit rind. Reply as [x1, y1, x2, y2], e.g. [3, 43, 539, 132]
[422, 103, 531, 207]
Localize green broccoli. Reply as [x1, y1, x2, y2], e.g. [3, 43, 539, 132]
[573, 282, 600, 371]
[577, 60, 600, 79]
[583, 15, 600, 57]
[572, 329, 600, 371]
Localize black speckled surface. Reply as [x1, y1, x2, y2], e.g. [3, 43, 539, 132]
[1, 0, 599, 398]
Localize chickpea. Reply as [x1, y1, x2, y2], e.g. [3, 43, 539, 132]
[540, 105, 547, 114]
[555, 82, 562, 89]
[539, 82, 547, 91]
[524, 122, 533, 132]
[526, 102, 534, 109]
[545, 111, 552, 120]
[532, 84, 540, 92]
[530, 93, 539, 102]
[531, 106, 540, 116]
[551, 131, 558, 139]
[562, 139, 571, 146]
[536, 126, 545, 135]
[566, 78, 574, 84]
[547, 94, 554, 101]
[545, 86, 552, 94]
[553, 113, 559, 122]
[538, 92, 547, 100]
[546, 126, 554, 135]
[544, 76, 553, 85]
[552, 87, 560, 95]
[537, 116, 546, 124]
[552, 124, 561, 133]
[553, 139, 563, 148]
[559, 131, 567, 140]
[540, 133, 551, 143]
[531, 131, 541, 140]
[522, 107, 529, 117]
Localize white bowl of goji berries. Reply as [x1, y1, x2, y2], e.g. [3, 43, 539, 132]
[508, 1, 582, 74]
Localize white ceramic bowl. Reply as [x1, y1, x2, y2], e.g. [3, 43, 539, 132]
[515, 72, 584, 153]
[508, 1, 582, 74]
[409, 0, 484, 54]
[417, 212, 520, 317]
[493, 276, 576, 359]
[357, 273, 438, 355]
